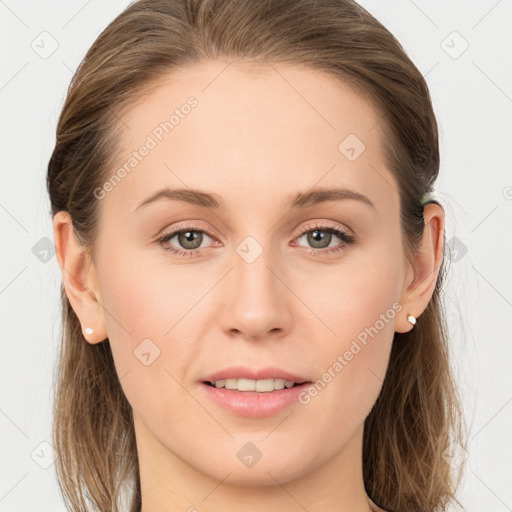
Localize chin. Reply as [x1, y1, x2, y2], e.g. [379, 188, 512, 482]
[195, 446, 315, 487]
[211, 464, 308, 487]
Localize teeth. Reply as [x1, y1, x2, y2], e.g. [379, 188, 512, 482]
[274, 379, 286, 390]
[211, 378, 298, 392]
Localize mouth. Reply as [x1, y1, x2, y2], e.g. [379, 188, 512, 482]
[202, 378, 309, 392]
[200, 366, 312, 392]
[198, 366, 313, 416]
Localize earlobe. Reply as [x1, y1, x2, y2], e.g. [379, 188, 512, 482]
[52, 211, 108, 344]
[396, 203, 445, 333]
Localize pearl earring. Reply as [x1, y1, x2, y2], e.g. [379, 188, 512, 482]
[85, 327, 94, 335]
[407, 314, 416, 326]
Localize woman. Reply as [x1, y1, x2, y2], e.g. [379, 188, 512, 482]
[47, 0, 467, 511]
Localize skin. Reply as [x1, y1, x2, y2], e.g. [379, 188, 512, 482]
[53, 60, 445, 512]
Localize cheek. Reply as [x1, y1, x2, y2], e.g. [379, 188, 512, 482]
[97, 244, 194, 348]
[297, 246, 402, 423]
[97, 276, 193, 438]
[304, 247, 402, 348]
[93, 252, 165, 383]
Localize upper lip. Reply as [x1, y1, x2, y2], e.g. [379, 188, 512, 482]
[201, 366, 311, 384]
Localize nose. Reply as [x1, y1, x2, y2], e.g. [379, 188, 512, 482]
[218, 246, 293, 341]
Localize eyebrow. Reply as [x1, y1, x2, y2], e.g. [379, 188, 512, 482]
[133, 186, 376, 212]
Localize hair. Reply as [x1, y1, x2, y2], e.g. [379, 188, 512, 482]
[47, 1, 467, 511]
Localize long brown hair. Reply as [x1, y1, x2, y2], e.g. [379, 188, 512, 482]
[47, 1, 467, 510]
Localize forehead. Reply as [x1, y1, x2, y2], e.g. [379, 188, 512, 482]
[105, 60, 397, 215]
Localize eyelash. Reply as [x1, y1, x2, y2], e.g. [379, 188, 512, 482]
[156, 223, 356, 258]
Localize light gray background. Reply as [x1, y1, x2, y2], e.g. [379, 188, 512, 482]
[1, 1, 511, 510]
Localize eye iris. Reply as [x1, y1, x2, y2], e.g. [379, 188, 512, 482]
[178, 230, 202, 250]
[308, 229, 331, 249]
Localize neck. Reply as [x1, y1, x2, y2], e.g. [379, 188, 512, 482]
[136, 418, 374, 512]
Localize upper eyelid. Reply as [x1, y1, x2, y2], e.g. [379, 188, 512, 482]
[159, 220, 219, 238]
[297, 222, 350, 235]
[158, 221, 351, 244]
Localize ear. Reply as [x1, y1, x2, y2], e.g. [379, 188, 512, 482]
[52, 211, 108, 344]
[395, 202, 445, 333]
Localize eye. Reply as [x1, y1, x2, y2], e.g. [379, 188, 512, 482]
[157, 224, 218, 257]
[293, 223, 355, 255]
[156, 222, 355, 257]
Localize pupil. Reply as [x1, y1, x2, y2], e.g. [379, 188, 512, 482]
[309, 230, 330, 248]
[179, 230, 202, 249]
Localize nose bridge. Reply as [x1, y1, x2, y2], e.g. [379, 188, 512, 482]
[219, 233, 291, 339]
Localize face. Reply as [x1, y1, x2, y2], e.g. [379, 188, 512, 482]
[87, 60, 412, 487]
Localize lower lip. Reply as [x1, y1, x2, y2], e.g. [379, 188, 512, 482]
[198, 382, 311, 417]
